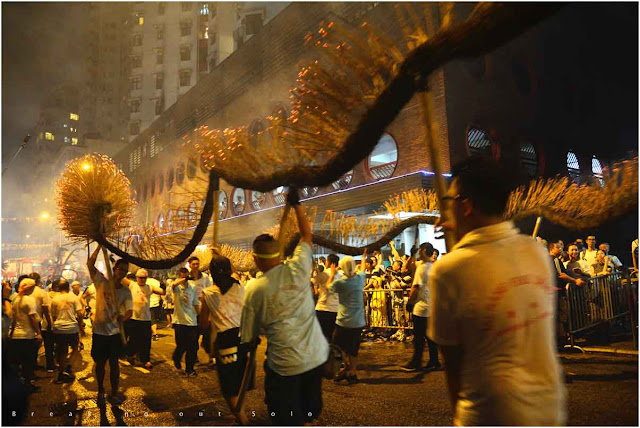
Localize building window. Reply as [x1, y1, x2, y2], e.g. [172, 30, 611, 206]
[180, 21, 192, 37]
[130, 75, 142, 90]
[156, 50, 163, 64]
[155, 98, 164, 116]
[179, 69, 191, 87]
[367, 133, 398, 180]
[131, 98, 140, 113]
[71, 137, 78, 145]
[130, 122, 140, 136]
[166, 210, 173, 231]
[45, 132, 55, 141]
[331, 170, 353, 190]
[132, 55, 142, 68]
[272, 187, 285, 205]
[200, 3, 209, 15]
[186, 201, 197, 224]
[467, 127, 492, 155]
[137, 14, 144, 26]
[567, 151, 581, 183]
[70, 127, 76, 133]
[520, 142, 538, 179]
[157, 213, 164, 229]
[218, 190, 228, 219]
[187, 156, 198, 179]
[158, 3, 165, 15]
[157, 27, 164, 40]
[132, 33, 143, 46]
[592, 155, 604, 186]
[231, 188, 245, 215]
[176, 162, 186, 185]
[180, 45, 191, 61]
[64, 136, 70, 143]
[302, 187, 319, 198]
[181, 2, 192, 12]
[244, 13, 263, 36]
[155, 73, 163, 89]
[69, 113, 79, 121]
[130, 98, 141, 113]
[251, 191, 266, 211]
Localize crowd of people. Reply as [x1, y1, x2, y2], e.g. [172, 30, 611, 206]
[2, 155, 637, 426]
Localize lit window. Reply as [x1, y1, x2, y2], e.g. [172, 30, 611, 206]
[64, 136, 70, 143]
[567, 151, 581, 183]
[272, 187, 285, 205]
[69, 113, 79, 121]
[45, 132, 55, 141]
[70, 127, 76, 133]
[592, 155, 604, 186]
[232, 188, 245, 215]
[520, 143, 538, 179]
[63, 124, 68, 128]
[71, 137, 78, 145]
[467, 127, 492, 155]
[218, 190, 228, 219]
[367, 133, 398, 180]
[251, 191, 266, 211]
[138, 15, 144, 26]
[331, 170, 353, 190]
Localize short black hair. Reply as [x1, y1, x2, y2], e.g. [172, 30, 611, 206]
[58, 280, 70, 292]
[187, 256, 200, 263]
[16, 274, 29, 292]
[451, 154, 516, 216]
[419, 242, 435, 257]
[114, 259, 129, 269]
[327, 254, 339, 267]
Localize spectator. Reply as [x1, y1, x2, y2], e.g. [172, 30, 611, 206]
[430, 248, 440, 263]
[590, 249, 614, 277]
[550, 241, 585, 343]
[581, 235, 598, 267]
[598, 243, 623, 271]
[564, 244, 590, 279]
[315, 254, 339, 342]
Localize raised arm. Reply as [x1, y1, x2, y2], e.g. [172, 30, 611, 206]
[288, 188, 311, 244]
[87, 244, 101, 279]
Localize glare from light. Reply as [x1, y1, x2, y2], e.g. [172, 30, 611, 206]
[41, 212, 49, 219]
[82, 163, 91, 171]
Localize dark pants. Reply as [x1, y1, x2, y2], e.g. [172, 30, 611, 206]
[11, 339, 38, 381]
[411, 315, 439, 366]
[173, 324, 198, 372]
[315, 310, 337, 343]
[41, 329, 56, 369]
[125, 319, 152, 363]
[264, 362, 324, 426]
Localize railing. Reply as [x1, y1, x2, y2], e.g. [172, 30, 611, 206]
[363, 288, 413, 330]
[565, 271, 637, 349]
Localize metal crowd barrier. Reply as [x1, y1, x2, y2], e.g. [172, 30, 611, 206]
[363, 288, 414, 330]
[565, 271, 636, 349]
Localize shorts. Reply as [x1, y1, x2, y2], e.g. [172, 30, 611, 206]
[333, 325, 363, 356]
[316, 310, 337, 342]
[91, 333, 123, 363]
[150, 306, 164, 323]
[214, 328, 254, 398]
[53, 332, 79, 352]
[264, 361, 324, 425]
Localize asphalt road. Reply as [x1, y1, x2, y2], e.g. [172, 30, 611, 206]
[7, 323, 638, 426]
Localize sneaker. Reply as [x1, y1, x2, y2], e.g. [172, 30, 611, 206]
[423, 362, 442, 372]
[108, 391, 126, 405]
[55, 372, 75, 384]
[401, 362, 420, 372]
[333, 369, 348, 383]
[173, 358, 182, 371]
[185, 370, 198, 377]
[152, 335, 159, 341]
[144, 362, 153, 369]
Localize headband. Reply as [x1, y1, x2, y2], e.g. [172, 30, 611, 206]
[253, 252, 281, 259]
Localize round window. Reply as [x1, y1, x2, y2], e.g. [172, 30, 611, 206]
[331, 170, 353, 190]
[187, 201, 197, 224]
[251, 190, 266, 211]
[167, 168, 175, 191]
[231, 188, 245, 215]
[176, 162, 186, 185]
[272, 186, 285, 205]
[187, 156, 198, 179]
[467, 127, 492, 156]
[157, 212, 164, 229]
[218, 190, 228, 220]
[367, 133, 398, 180]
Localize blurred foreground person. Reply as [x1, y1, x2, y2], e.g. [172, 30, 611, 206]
[429, 155, 567, 425]
[9, 278, 42, 392]
[240, 188, 329, 426]
[200, 253, 251, 425]
[87, 245, 133, 405]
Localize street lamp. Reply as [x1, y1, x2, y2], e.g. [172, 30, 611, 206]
[41, 212, 49, 220]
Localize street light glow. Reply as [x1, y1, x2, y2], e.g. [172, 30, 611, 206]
[82, 163, 91, 171]
[41, 212, 49, 219]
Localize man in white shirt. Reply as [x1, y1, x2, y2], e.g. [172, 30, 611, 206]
[240, 189, 328, 426]
[429, 155, 566, 426]
[581, 235, 598, 267]
[170, 267, 201, 376]
[87, 245, 133, 404]
[124, 269, 165, 369]
[28, 272, 54, 372]
[599, 243, 623, 271]
[402, 242, 440, 372]
[188, 256, 213, 358]
[51, 279, 84, 383]
[315, 254, 340, 342]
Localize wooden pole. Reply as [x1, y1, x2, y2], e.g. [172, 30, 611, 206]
[532, 216, 543, 238]
[418, 91, 456, 251]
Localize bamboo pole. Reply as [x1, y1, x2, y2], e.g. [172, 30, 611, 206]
[532, 216, 543, 238]
[418, 91, 456, 251]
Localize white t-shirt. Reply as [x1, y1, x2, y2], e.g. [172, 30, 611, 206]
[148, 278, 162, 308]
[581, 248, 598, 268]
[171, 281, 199, 326]
[11, 295, 38, 339]
[564, 259, 590, 277]
[429, 221, 566, 426]
[92, 272, 133, 336]
[130, 280, 163, 321]
[412, 262, 433, 318]
[240, 242, 329, 376]
[315, 270, 339, 313]
[202, 282, 244, 333]
[32, 287, 51, 329]
[51, 293, 83, 334]
[189, 272, 212, 299]
[84, 284, 97, 312]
